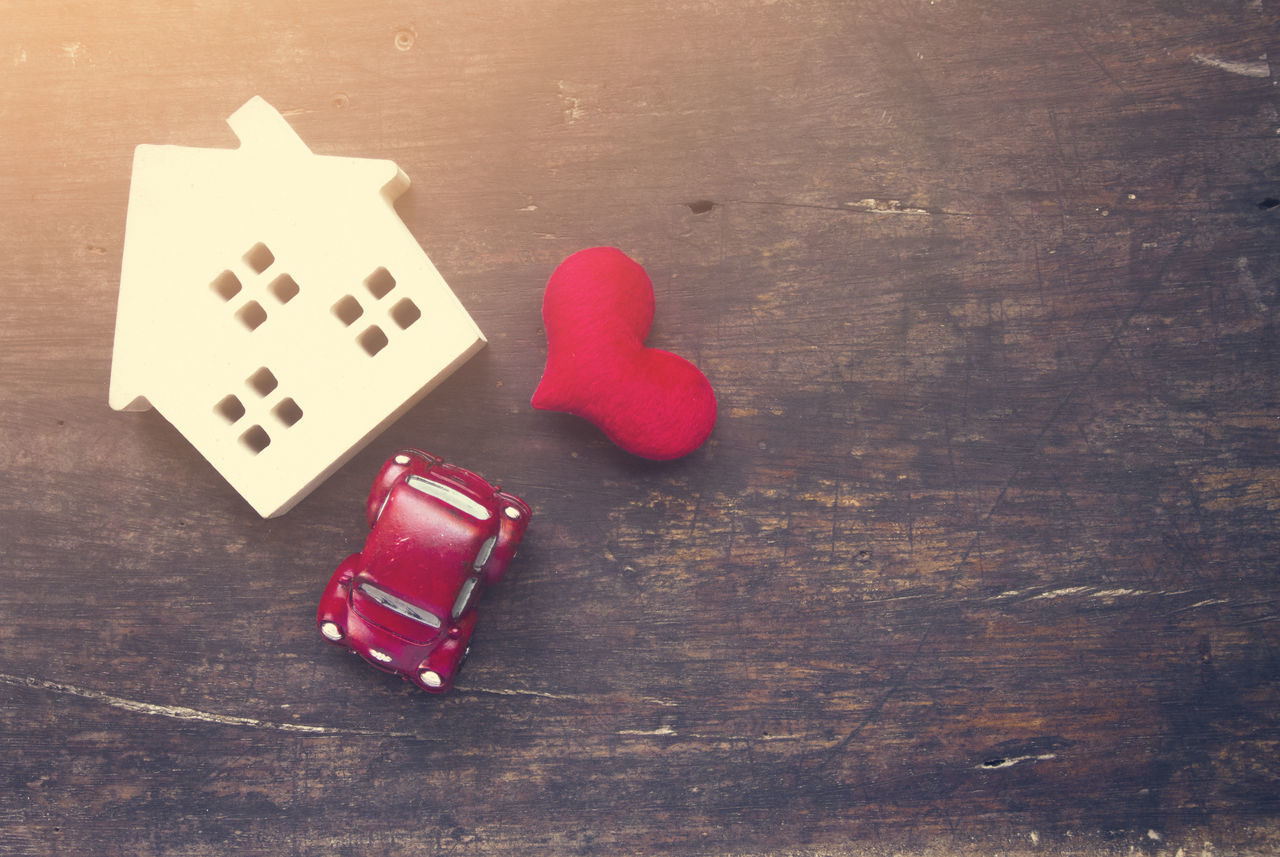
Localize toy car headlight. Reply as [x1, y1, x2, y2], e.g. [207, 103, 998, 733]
[419, 668, 443, 688]
[320, 621, 344, 642]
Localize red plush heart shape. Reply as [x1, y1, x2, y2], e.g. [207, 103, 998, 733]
[531, 247, 717, 460]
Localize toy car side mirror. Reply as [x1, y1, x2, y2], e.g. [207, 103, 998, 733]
[448, 625, 462, 639]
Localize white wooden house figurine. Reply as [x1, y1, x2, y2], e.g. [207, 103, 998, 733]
[110, 96, 486, 517]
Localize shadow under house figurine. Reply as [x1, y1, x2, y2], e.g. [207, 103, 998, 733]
[531, 246, 717, 460]
[317, 449, 531, 693]
[109, 96, 485, 517]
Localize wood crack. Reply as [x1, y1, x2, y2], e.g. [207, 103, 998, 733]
[0, 672, 421, 739]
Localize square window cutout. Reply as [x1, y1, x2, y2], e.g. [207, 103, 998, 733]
[248, 367, 278, 397]
[358, 325, 389, 357]
[214, 394, 245, 424]
[365, 267, 396, 300]
[268, 273, 299, 304]
[244, 242, 275, 274]
[332, 295, 363, 326]
[273, 397, 303, 427]
[240, 424, 271, 454]
[211, 270, 241, 301]
[390, 297, 421, 329]
[236, 300, 267, 331]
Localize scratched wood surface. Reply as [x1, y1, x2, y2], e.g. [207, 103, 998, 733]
[2, 0, 1278, 855]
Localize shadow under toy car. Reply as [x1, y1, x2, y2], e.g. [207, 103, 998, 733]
[317, 449, 531, 692]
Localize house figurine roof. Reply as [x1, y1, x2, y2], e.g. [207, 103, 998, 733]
[110, 96, 486, 517]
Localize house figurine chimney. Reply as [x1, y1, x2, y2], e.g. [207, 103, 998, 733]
[227, 95, 313, 158]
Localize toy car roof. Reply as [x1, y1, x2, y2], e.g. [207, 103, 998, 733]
[360, 473, 497, 616]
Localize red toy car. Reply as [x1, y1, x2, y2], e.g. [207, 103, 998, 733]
[316, 449, 531, 692]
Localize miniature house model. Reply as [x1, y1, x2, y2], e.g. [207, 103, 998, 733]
[110, 97, 486, 517]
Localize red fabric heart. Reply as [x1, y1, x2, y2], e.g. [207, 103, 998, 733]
[531, 247, 717, 460]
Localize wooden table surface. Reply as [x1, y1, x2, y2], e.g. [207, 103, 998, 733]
[3, 1, 1278, 855]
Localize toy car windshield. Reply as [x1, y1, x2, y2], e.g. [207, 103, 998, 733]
[358, 581, 443, 629]
[405, 474, 491, 520]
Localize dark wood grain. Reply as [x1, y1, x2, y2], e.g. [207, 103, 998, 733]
[3, 0, 1278, 854]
